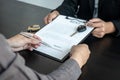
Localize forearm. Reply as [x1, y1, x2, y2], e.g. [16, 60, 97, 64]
[13, 57, 81, 80]
[46, 59, 81, 80]
[0, 34, 83, 80]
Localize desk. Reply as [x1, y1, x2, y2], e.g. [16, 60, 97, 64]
[1, 0, 120, 80]
[0, 0, 50, 38]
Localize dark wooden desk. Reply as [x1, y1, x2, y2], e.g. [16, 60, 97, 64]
[0, 0, 50, 38]
[1, 0, 120, 80]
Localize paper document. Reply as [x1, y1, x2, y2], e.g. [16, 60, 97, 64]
[35, 15, 94, 62]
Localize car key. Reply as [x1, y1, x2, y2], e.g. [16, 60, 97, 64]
[70, 25, 86, 37]
[70, 30, 78, 37]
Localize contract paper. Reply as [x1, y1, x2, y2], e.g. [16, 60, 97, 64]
[35, 15, 94, 62]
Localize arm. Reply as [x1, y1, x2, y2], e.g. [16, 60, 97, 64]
[44, 0, 79, 24]
[28, 44, 90, 80]
[44, 44, 90, 80]
[37, 59, 81, 80]
[0, 33, 90, 80]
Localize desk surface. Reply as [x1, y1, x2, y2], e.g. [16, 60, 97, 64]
[1, 0, 120, 80]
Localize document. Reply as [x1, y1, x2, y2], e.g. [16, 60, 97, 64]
[35, 15, 94, 62]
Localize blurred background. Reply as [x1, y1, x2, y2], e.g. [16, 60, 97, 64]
[17, 0, 64, 9]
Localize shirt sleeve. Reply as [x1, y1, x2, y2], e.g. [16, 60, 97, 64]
[0, 34, 82, 80]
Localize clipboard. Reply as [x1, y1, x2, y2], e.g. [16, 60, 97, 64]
[35, 15, 94, 62]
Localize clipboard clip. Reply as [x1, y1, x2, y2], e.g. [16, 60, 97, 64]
[65, 16, 87, 24]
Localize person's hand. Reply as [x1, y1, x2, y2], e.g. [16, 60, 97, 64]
[44, 10, 60, 24]
[70, 44, 90, 68]
[86, 18, 116, 38]
[7, 32, 41, 52]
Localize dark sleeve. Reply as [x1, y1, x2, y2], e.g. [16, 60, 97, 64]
[112, 20, 120, 36]
[55, 0, 79, 17]
[0, 34, 81, 80]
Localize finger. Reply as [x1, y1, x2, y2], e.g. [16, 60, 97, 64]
[87, 18, 103, 27]
[28, 47, 34, 51]
[29, 43, 41, 50]
[25, 33, 41, 44]
[89, 18, 102, 23]
[31, 39, 41, 45]
[70, 45, 76, 54]
[47, 14, 54, 23]
[44, 15, 49, 24]
[33, 34, 41, 41]
[24, 32, 41, 41]
[89, 22, 104, 28]
[86, 21, 94, 27]
[23, 35, 41, 47]
[93, 27, 105, 33]
[72, 45, 76, 48]
[23, 37, 40, 48]
[92, 34, 104, 38]
[31, 43, 41, 49]
[79, 44, 88, 48]
[44, 13, 54, 24]
[92, 31, 104, 38]
[25, 44, 34, 51]
[92, 27, 105, 38]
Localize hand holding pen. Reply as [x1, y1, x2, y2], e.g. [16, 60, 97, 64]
[7, 32, 41, 52]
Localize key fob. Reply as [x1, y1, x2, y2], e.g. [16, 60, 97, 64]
[77, 25, 86, 32]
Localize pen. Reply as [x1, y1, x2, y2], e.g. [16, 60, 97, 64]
[19, 32, 63, 52]
[19, 32, 52, 46]
[19, 31, 42, 44]
[19, 32, 34, 39]
[19, 32, 51, 47]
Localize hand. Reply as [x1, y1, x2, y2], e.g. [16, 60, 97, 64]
[70, 44, 90, 68]
[7, 32, 41, 52]
[86, 18, 115, 38]
[44, 10, 60, 24]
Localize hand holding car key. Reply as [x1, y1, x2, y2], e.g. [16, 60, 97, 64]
[70, 25, 86, 37]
